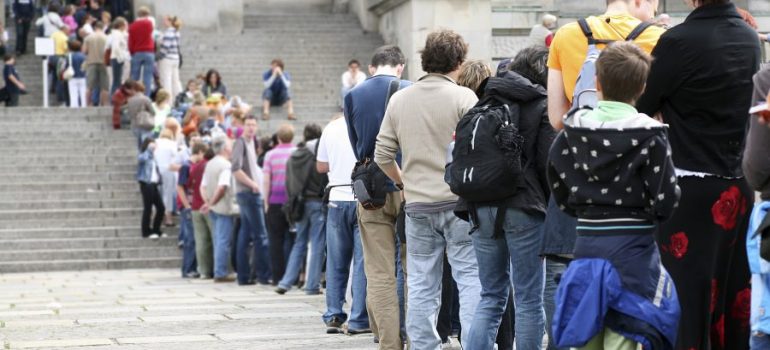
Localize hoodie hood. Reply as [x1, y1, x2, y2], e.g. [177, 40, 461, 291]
[561, 110, 669, 184]
[480, 71, 546, 106]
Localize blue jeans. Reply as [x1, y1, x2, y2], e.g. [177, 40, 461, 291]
[405, 209, 480, 350]
[130, 52, 155, 96]
[180, 208, 197, 276]
[467, 207, 545, 350]
[111, 59, 124, 97]
[278, 201, 326, 293]
[236, 192, 271, 284]
[209, 211, 234, 278]
[751, 332, 770, 350]
[544, 257, 567, 350]
[322, 201, 368, 329]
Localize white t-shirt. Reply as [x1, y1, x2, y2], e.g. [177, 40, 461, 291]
[317, 118, 356, 202]
[153, 138, 179, 173]
[341, 70, 367, 91]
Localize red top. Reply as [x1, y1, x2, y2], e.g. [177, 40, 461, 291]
[128, 18, 155, 54]
[189, 159, 208, 210]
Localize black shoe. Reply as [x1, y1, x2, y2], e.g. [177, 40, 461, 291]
[326, 317, 343, 334]
[183, 272, 200, 279]
[275, 287, 287, 295]
[257, 279, 271, 286]
[347, 328, 372, 335]
[238, 280, 256, 286]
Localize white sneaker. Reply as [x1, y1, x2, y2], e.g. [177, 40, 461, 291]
[149, 234, 160, 240]
[161, 233, 169, 238]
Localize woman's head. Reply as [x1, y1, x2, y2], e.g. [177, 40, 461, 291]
[192, 91, 205, 106]
[164, 15, 183, 30]
[112, 17, 127, 31]
[159, 128, 174, 141]
[303, 123, 323, 142]
[64, 5, 76, 16]
[206, 69, 221, 87]
[457, 60, 492, 96]
[186, 79, 200, 92]
[155, 89, 170, 105]
[164, 118, 181, 136]
[47, 3, 60, 14]
[508, 45, 550, 87]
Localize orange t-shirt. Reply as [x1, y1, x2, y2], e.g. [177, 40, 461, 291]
[547, 14, 665, 102]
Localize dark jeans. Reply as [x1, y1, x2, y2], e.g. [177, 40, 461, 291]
[15, 18, 31, 54]
[5, 93, 19, 107]
[180, 208, 197, 276]
[266, 203, 293, 285]
[111, 59, 124, 97]
[236, 192, 271, 284]
[139, 182, 165, 237]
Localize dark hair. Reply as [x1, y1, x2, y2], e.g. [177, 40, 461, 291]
[420, 30, 468, 74]
[596, 42, 652, 103]
[348, 59, 361, 67]
[370, 45, 406, 68]
[140, 137, 155, 153]
[509, 45, 550, 87]
[47, 3, 60, 13]
[204, 148, 216, 160]
[271, 59, 285, 70]
[205, 69, 221, 88]
[244, 115, 258, 122]
[191, 142, 208, 155]
[3, 54, 14, 63]
[303, 123, 323, 142]
[67, 40, 82, 51]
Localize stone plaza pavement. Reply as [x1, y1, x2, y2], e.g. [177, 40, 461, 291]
[0, 269, 391, 349]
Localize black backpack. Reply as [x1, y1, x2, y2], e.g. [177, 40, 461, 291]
[446, 104, 526, 202]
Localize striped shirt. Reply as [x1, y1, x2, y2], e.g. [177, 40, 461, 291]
[159, 28, 181, 61]
[263, 143, 296, 205]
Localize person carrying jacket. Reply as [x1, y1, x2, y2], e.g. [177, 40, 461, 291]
[275, 124, 329, 295]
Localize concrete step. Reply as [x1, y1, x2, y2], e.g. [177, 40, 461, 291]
[0, 226, 156, 239]
[0, 181, 139, 193]
[0, 208, 141, 221]
[0, 247, 181, 262]
[0, 190, 138, 201]
[0, 155, 135, 167]
[0, 257, 180, 273]
[0, 163, 135, 174]
[0, 173, 135, 184]
[0, 198, 138, 210]
[0, 237, 178, 251]
[3, 139, 135, 149]
[1, 148, 136, 157]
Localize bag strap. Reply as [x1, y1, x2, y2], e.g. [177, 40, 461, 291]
[385, 79, 400, 107]
[68, 53, 72, 67]
[577, 18, 596, 45]
[625, 21, 653, 42]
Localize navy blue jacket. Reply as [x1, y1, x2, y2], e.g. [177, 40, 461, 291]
[13, 0, 35, 20]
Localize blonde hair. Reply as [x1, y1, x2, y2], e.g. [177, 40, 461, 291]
[154, 89, 170, 105]
[159, 128, 174, 140]
[457, 60, 492, 94]
[231, 110, 245, 125]
[192, 92, 205, 106]
[167, 15, 183, 30]
[276, 124, 295, 143]
[164, 118, 181, 136]
[137, 6, 151, 18]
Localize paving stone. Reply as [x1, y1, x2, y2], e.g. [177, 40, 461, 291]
[76, 317, 141, 325]
[224, 311, 321, 320]
[139, 314, 229, 323]
[115, 334, 218, 345]
[8, 338, 114, 349]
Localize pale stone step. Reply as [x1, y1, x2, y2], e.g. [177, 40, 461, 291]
[0, 247, 181, 262]
[0, 257, 179, 273]
[0, 208, 142, 221]
[0, 237, 178, 251]
[0, 227, 149, 239]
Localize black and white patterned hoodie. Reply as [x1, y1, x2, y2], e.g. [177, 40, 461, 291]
[547, 109, 680, 223]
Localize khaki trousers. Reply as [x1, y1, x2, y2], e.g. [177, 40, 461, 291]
[358, 191, 406, 350]
[192, 210, 214, 277]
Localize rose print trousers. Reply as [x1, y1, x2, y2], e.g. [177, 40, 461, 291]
[656, 176, 752, 350]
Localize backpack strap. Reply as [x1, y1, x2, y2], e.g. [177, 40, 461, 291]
[385, 79, 400, 107]
[625, 21, 653, 42]
[577, 18, 596, 45]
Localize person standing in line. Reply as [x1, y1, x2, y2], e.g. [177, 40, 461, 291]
[317, 113, 370, 335]
[262, 124, 297, 285]
[276, 124, 328, 295]
[2, 53, 23, 107]
[344, 44, 411, 350]
[67, 40, 87, 108]
[137, 138, 165, 239]
[154, 128, 180, 228]
[177, 141, 207, 279]
[637, 0, 761, 348]
[201, 136, 237, 283]
[190, 146, 215, 279]
[36, 3, 64, 38]
[83, 20, 109, 106]
[528, 14, 558, 47]
[12, 0, 34, 55]
[340, 59, 366, 108]
[128, 6, 155, 97]
[158, 15, 183, 99]
[232, 116, 272, 286]
[374, 30, 481, 350]
[107, 17, 129, 97]
[261, 59, 295, 120]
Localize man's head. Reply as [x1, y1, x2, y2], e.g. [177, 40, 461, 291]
[610, 0, 658, 22]
[93, 21, 105, 32]
[542, 14, 558, 29]
[595, 41, 652, 104]
[67, 40, 82, 52]
[243, 116, 259, 139]
[457, 60, 492, 95]
[369, 45, 405, 77]
[137, 6, 151, 18]
[271, 59, 285, 71]
[276, 124, 294, 144]
[4, 54, 15, 65]
[509, 45, 550, 87]
[303, 123, 323, 142]
[211, 135, 232, 158]
[420, 29, 469, 75]
[348, 59, 361, 72]
[191, 141, 208, 162]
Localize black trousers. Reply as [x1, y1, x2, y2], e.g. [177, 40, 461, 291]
[139, 182, 165, 237]
[266, 204, 291, 285]
[15, 18, 30, 54]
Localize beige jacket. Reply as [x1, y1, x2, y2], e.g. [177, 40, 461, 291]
[374, 74, 478, 205]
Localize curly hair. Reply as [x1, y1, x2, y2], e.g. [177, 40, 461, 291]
[420, 30, 469, 75]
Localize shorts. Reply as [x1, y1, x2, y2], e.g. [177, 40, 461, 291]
[263, 88, 291, 106]
[86, 64, 109, 91]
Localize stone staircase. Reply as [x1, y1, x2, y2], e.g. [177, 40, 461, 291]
[0, 107, 180, 273]
[0, 0, 384, 273]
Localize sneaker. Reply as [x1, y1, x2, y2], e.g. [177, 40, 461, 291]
[214, 275, 236, 283]
[325, 317, 343, 334]
[183, 272, 200, 279]
[347, 328, 372, 335]
[177, 240, 184, 249]
[160, 233, 169, 238]
[275, 287, 287, 295]
[441, 338, 453, 349]
[238, 280, 256, 286]
[148, 234, 160, 240]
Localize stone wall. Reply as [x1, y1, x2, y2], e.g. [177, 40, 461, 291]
[133, 0, 244, 34]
